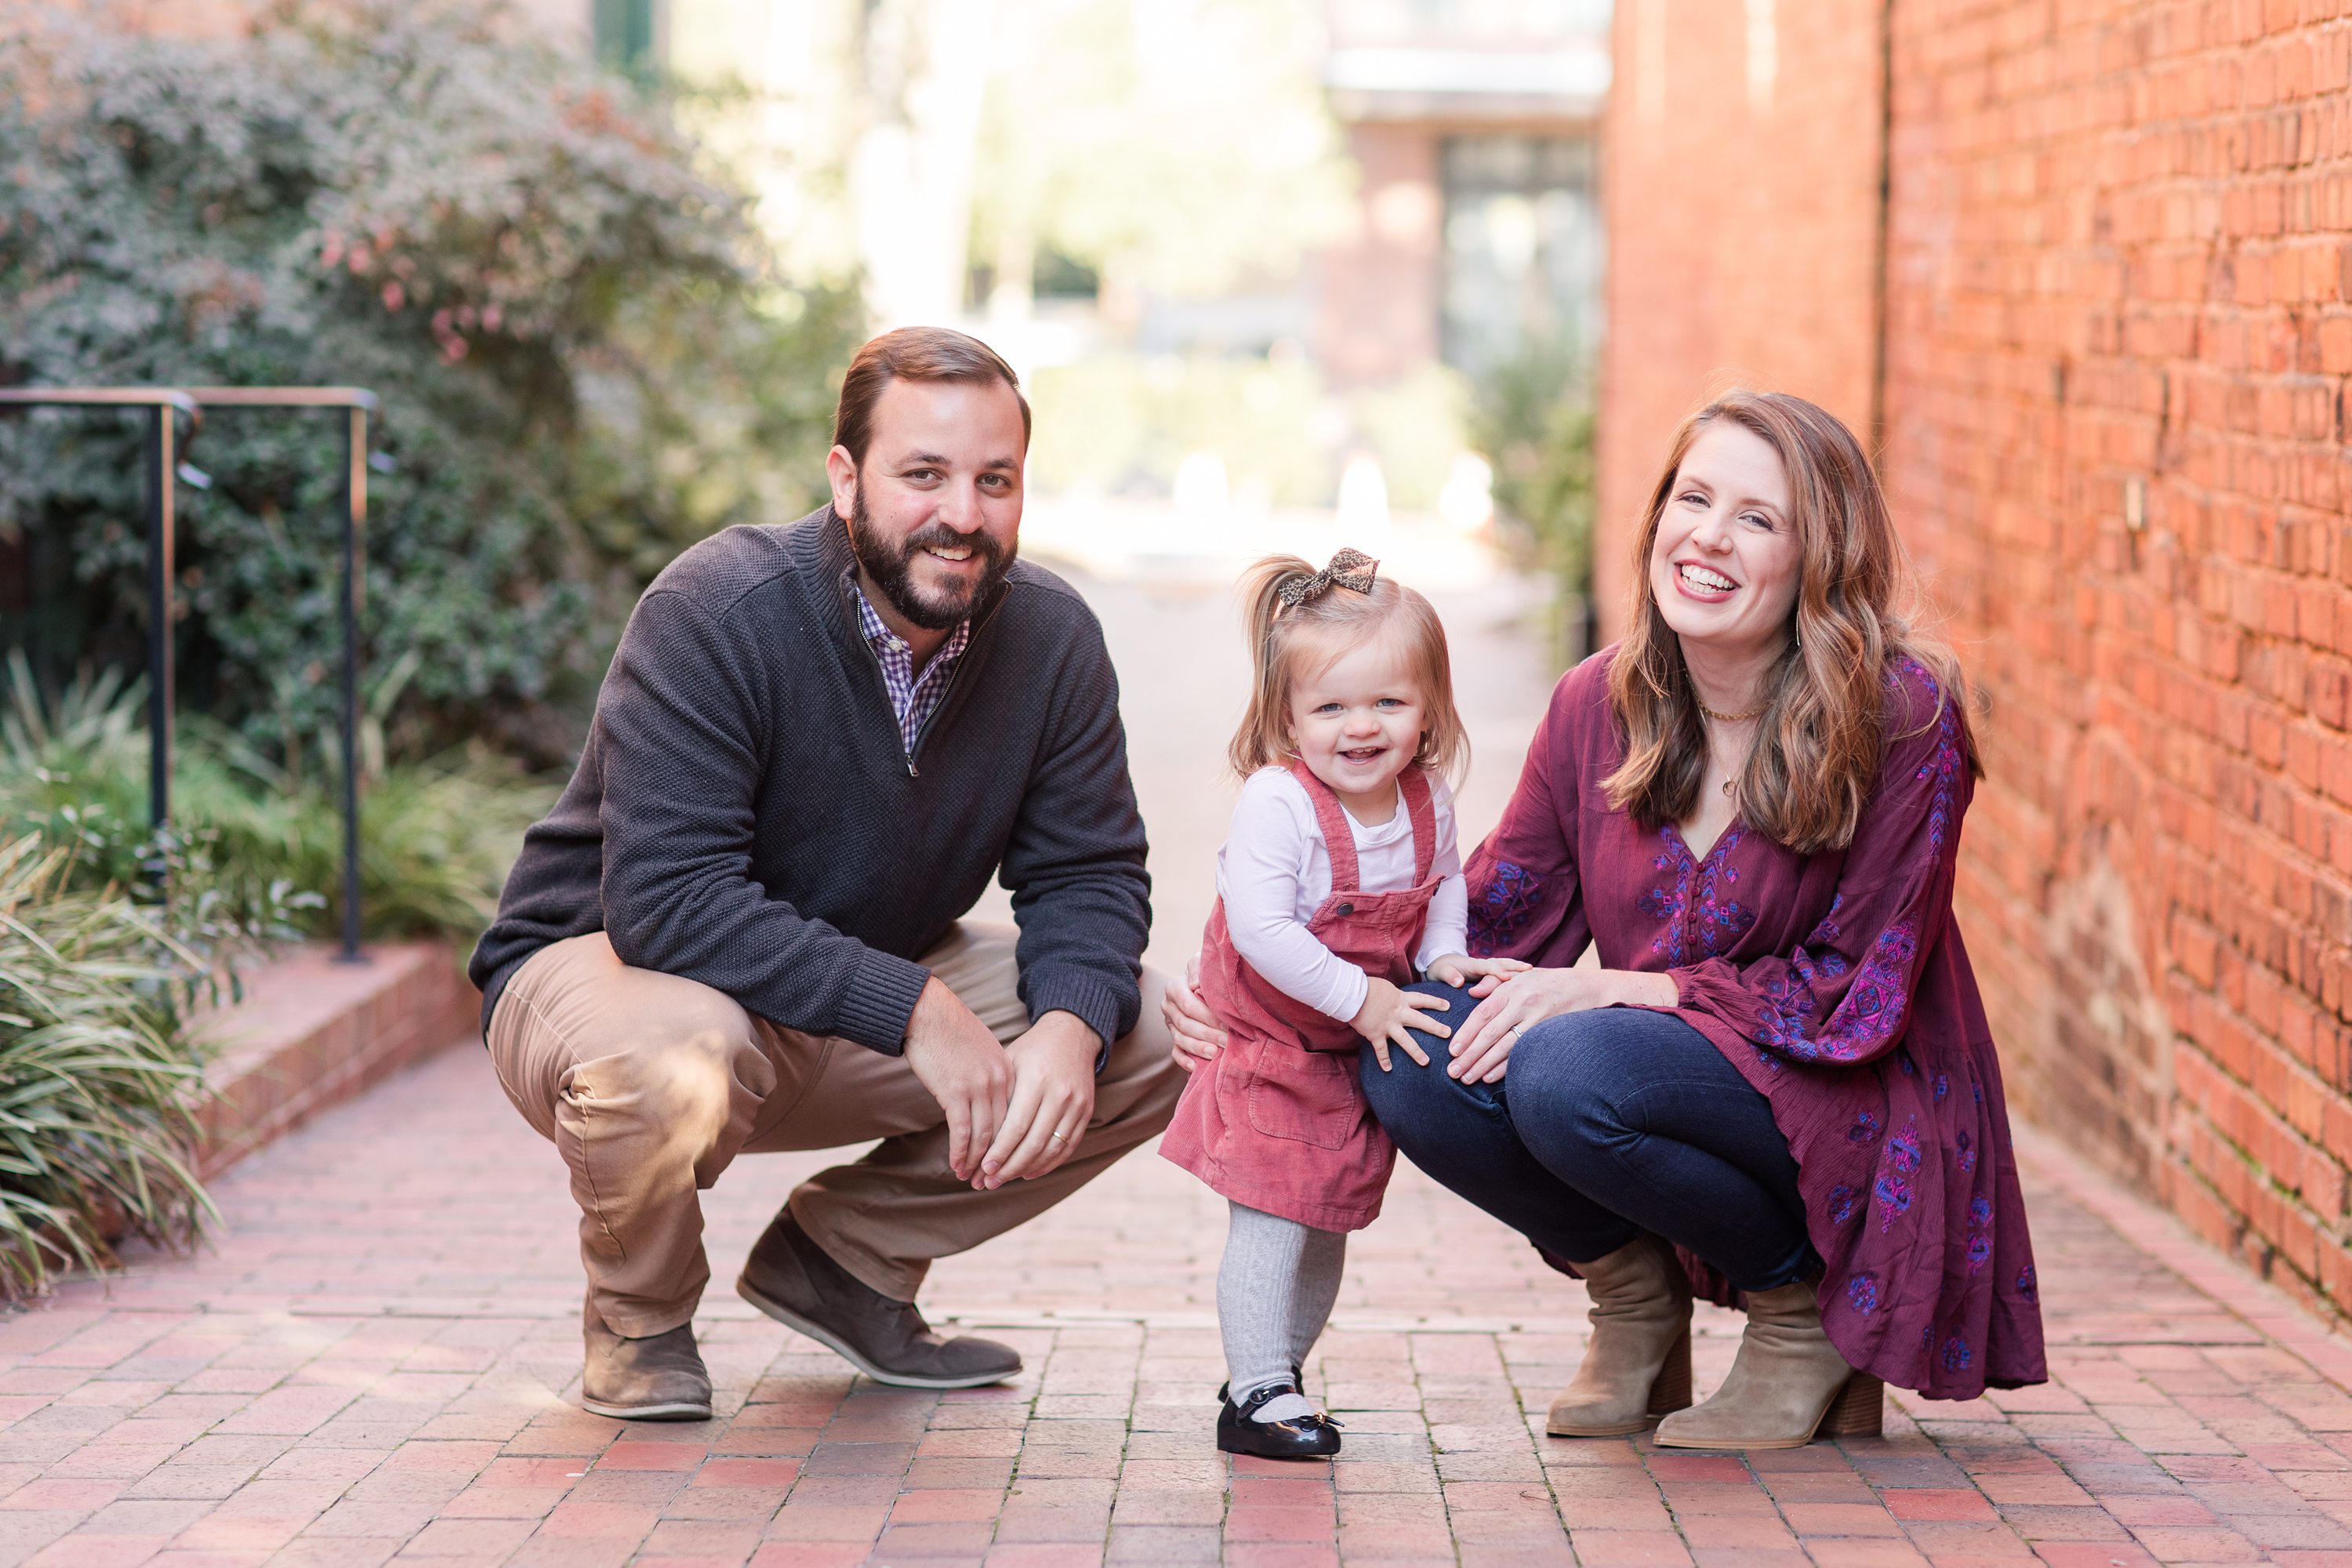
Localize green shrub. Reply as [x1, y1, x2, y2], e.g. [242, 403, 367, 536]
[0, 836, 209, 1294]
[0, 822, 309, 1297]
[0, 652, 539, 1296]
[1, 655, 552, 943]
[0, 2, 860, 765]
[1472, 336, 1596, 661]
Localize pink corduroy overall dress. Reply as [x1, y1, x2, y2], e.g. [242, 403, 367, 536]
[1161, 761, 1444, 1232]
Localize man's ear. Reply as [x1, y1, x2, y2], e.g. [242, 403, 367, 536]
[825, 443, 859, 520]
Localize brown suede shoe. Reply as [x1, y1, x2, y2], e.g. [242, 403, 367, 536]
[737, 1212, 1021, 1389]
[580, 1297, 713, 1421]
[1653, 1280, 1878, 1449]
[1546, 1234, 1695, 1437]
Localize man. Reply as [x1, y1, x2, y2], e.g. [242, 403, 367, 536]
[470, 326, 1181, 1419]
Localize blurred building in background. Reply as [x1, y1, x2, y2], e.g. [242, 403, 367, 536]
[38, 0, 1606, 601]
[1314, 0, 1607, 388]
[506, 0, 1606, 536]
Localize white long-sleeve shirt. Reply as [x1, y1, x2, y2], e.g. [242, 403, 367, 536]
[1216, 767, 1469, 1024]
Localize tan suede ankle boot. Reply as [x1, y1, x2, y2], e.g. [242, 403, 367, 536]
[1653, 1279, 1882, 1449]
[1545, 1235, 1695, 1437]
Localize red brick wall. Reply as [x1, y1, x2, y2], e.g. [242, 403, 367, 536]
[1596, 0, 1889, 625]
[1602, 0, 2352, 1315]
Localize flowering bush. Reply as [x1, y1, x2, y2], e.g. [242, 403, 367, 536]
[0, 1, 859, 762]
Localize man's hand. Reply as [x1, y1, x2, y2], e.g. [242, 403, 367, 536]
[1164, 951, 1228, 1073]
[902, 976, 1012, 1182]
[979, 1011, 1099, 1189]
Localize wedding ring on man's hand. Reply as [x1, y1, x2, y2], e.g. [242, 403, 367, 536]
[1047, 1132, 1068, 1145]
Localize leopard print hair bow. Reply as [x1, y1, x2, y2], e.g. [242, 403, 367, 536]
[1276, 548, 1381, 608]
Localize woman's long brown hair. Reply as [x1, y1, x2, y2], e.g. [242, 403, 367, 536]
[1602, 390, 1981, 855]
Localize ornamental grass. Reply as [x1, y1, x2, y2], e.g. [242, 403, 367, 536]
[0, 834, 216, 1296]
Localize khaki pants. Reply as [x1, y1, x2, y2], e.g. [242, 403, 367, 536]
[487, 923, 1183, 1337]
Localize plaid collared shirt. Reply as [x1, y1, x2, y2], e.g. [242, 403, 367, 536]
[848, 570, 971, 757]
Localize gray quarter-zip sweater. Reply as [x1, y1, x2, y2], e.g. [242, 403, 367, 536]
[467, 507, 1152, 1056]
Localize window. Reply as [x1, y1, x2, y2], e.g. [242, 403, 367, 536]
[1439, 134, 1602, 377]
[594, 0, 659, 78]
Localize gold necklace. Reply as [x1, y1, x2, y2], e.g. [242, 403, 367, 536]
[1698, 699, 1766, 724]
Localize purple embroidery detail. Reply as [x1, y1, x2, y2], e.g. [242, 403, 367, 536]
[1955, 1130, 1976, 1176]
[1892, 658, 1964, 855]
[1875, 1116, 1922, 1232]
[1898, 1051, 1917, 1076]
[1933, 1072, 1950, 1103]
[1941, 1334, 1973, 1371]
[2016, 1263, 2038, 1303]
[1847, 1273, 1881, 1315]
[1468, 861, 1542, 955]
[1755, 958, 1824, 1056]
[1973, 1077, 1984, 1105]
[1966, 1234, 1992, 1274]
[1641, 827, 1754, 966]
[1969, 1195, 1993, 1227]
[1828, 1185, 1858, 1225]
[1638, 841, 1693, 963]
[1806, 895, 1844, 947]
[1753, 944, 1840, 1058]
[1813, 924, 1920, 1062]
[1750, 923, 1917, 1065]
[1693, 837, 1755, 955]
[1847, 1110, 1882, 1145]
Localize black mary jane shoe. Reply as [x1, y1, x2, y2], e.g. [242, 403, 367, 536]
[1216, 1381, 1342, 1459]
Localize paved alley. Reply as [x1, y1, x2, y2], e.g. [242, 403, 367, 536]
[5, 569, 2351, 1566]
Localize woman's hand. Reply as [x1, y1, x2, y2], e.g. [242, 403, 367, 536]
[1350, 976, 1450, 1073]
[1163, 953, 1229, 1073]
[1447, 967, 1679, 1084]
[1423, 953, 1532, 989]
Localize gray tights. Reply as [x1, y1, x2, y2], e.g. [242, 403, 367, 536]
[1217, 1200, 1346, 1422]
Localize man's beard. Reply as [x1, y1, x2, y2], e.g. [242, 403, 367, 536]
[848, 488, 1014, 631]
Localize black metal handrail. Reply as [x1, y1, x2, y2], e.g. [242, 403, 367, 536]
[0, 384, 379, 962]
[184, 388, 379, 963]
[0, 389, 198, 836]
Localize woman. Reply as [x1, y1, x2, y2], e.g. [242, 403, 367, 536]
[1165, 390, 2045, 1448]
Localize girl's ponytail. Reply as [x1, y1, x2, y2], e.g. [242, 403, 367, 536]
[1228, 555, 1319, 778]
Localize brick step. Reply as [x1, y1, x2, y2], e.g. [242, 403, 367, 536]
[191, 940, 480, 1178]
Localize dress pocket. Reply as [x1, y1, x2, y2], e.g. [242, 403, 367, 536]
[1243, 1042, 1366, 1151]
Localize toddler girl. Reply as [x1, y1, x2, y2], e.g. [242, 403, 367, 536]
[1161, 548, 1525, 1460]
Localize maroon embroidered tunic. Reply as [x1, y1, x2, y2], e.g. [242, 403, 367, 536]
[1466, 648, 2046, 1399]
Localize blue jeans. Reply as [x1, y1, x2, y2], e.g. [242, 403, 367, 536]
[1358, 984, 1814, 1291]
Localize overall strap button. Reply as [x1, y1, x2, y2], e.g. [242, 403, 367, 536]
[1335, 902, 1354, 916]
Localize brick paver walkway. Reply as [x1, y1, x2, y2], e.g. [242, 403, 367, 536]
[3, 1043, 2352, 1568]
[14, 570, 2352, 1566]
